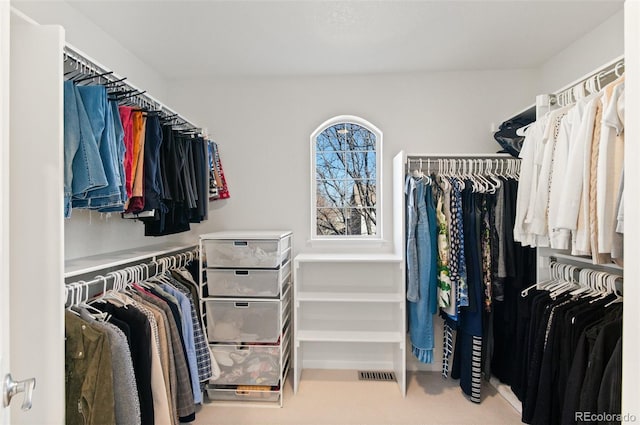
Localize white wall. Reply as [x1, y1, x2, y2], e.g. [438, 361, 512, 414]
[12, 0, 169, 103]
[536, 9, 624, 94]
[168, 69, 537, 254]
[12, 1, 209, 260]
[623, 3, 639, 422]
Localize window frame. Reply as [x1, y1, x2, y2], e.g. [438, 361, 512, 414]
[310, 115, 383, 241]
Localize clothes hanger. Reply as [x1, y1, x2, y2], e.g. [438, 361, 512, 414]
[89, 275, 110, 304]
[503, 160, 511, 180]
[476, 161, 489, 193]
[467, 160, 481, 192]
[540, 262, 566, 291]
[580, 269, 601, 300]
[569, 268, 592, 297]
[487, 159, 502, 192]
[103, 77, 127, 87]
[452, 160, 465, 191]
[72, 71, 114, 85]
[573, 82, 586, 102]
[604, 275, 623, 307]
[596, 72, 605, 92]
[466, 160, 476, 192]
[521, 261, 558, 297]
[104, 270, 129, 307]
[513, 159, 520, 180]
[614, 61, 624, 78]
[438, 159, 451, 192]
[179, 253, 188, 270]
[479, 161, 494, 193]
[549, 264, 578, 298]
[77, 280, 111, 322]
[469, 160, 479, 192]
[147, 258, 171, 285]
[65, 282, 82, 316]
[588, 271, 613, 303]
[421, 159, 433, 185]
[411, 159, 422, 178]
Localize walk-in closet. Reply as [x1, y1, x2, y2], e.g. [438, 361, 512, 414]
[1, 1, 638, 424]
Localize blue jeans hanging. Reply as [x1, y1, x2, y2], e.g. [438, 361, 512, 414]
[408, 179, 437, 364]
[72, 85, 123, 210]
[63, 81, 108, 217]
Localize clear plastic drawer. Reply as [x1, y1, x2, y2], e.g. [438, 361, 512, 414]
[205, 299, 282, 343]
[203, 235, 291, 269]
[206, 260, 291, 297]
[209, 344, 281, 386]
[205, 384, 280, 403]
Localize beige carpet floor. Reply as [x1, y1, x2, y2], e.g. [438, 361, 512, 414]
[193, 370, 522, 425]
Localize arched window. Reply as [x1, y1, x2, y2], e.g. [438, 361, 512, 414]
[311, 115, 382, 239]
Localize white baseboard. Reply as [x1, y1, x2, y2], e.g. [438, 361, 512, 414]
[489, 376, 522, 415]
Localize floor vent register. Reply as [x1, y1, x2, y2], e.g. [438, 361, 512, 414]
[357, 371, 397, 382]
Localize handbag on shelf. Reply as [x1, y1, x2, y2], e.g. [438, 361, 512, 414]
[493, 116, 534, 157]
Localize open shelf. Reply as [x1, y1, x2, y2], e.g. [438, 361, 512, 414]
[296, 291, 404, 302]
[65, 242, 195, 278]
[293, 251, 406, 396]
[297, 329, 403, 343]
[294, 252, 402, 263]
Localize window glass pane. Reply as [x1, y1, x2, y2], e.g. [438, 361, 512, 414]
[316, 129, 341, 152]
[344, 208, 377, 236]
[345, 180, 376, 208]
[316, 208, 346, 235]
[316, 179, 347, 208]
[314, 119, 378, 238]
[344, 150, 376, 180]
[348, 124, 376, 151]
[316, 150, 346, 180]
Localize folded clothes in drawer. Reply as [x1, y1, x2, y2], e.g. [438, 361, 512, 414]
[206, 260, 291, 297]
[205, 300, 281, 343]
[209, 344, 281, 386]
[205, 384, 280, 403]
[203, 236, 291, 269]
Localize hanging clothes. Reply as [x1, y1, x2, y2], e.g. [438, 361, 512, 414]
[63, 77, 222, 235]
[451, 184, 485, 403]
[405, 157, 533, 404]
[407, 176, 437, 364]
[63, 80, 107, 218]
[514, 281, 623, 425]
[65, 258, 212, 425]
[208, 141, 230, 201]
[65, 311, 116, 425]
[514, 76, 625, 265]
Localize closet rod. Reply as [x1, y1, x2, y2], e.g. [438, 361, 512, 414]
[547, 257, 623, 294]
[64, 246, 199, 307]
[550, 55, 624, 105]
[406, 155, 518, 169]
[406, 153, 514, 159]
[548, 254, 623, 274]
[63, 44, 203, 134]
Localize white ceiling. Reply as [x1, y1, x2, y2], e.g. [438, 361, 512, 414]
[66, 0, 623, 79]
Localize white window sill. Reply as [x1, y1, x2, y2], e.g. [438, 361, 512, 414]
[305, 238, 392, 253]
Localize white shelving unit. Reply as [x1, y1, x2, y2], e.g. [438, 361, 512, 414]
[64, 242, 196, 278]
[293, 252, 406, 396]
[199, 230, 293, 407]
